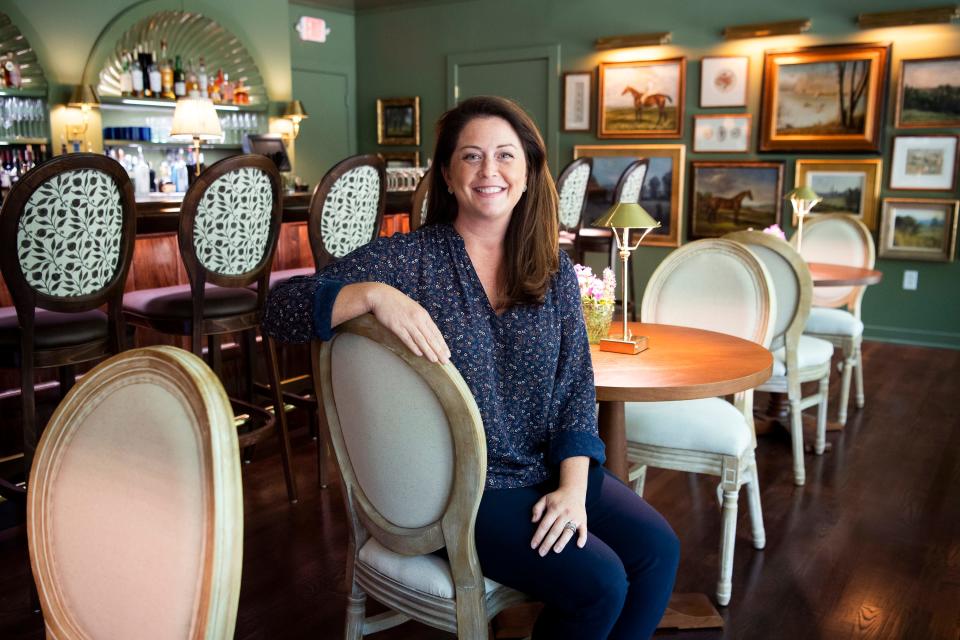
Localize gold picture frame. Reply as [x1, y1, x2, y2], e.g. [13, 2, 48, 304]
[573, 144, 685, 247]
[759, 43, 889, 152]
[895, 55, 960, 129]
[376, 97, 420, 146]
[378, 150, 420, 168]
[689, 161, 784, 239]
[878, 198, 958, 262]
[794, 158, 882, 230]
[597, 58, 685, 139]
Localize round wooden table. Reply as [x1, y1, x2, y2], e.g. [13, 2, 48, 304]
[807, 262, 883, 287]
[593, 323, 773, 482]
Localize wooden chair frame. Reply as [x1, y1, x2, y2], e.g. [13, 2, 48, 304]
[727, 230, 828, 486]
[408, 169, 431, 232]
[313, 315, 526, 638]
[0, 153, 137, 498]
[611, 159, 649, 204]
[28, 346, 243, 640]
[556, 157, 592, 234]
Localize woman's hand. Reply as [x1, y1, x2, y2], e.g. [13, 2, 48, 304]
[335, 282, 450, 364]
[530, 456, 590, 556]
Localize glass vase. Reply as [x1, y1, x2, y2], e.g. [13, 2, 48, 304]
[583, 302, 614, 345]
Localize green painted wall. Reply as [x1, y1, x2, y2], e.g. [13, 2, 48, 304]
[354, 0, 960, 349]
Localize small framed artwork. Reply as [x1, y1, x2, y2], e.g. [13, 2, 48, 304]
[878, 198, 958, 262]
[563, 72, 592, 132]
[573, 144, 686, 246]
[700, 56, 749, 108]
[889, 135, 958, 191]
[692, 114, 752, 153]
[377, 97, 420, 146]
[690, 161, 784, 238]
[896, 56, 960, 128]
[597, 58, 685, 138]
[794, 158, 882, 229]
[759, 43, 889, 152]
[378, 150, 420, 168]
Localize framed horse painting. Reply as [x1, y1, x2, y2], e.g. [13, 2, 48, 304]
[598, 58, 685, 138]
[690, 161, 784, 238]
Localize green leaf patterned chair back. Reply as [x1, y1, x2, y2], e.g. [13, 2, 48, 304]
[0, 153, 137, 501]
[556, 157, 592, 233]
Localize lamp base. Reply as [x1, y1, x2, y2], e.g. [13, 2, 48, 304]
[599, 336, 648, 355]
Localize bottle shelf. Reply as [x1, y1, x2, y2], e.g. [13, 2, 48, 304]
[104, 139, 243, 150]
[0, 137, 49, 145]
[0, 87, 48, 98]
[99, 96, 265, 113]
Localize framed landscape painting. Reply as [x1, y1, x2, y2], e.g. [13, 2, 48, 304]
[794, 158, 882, 229]
[690, 161, 784, 238]
[889, 135, 958, 191]
[573, 144, 685, 246]
[377, 97, 420, 145]
[378, 151, 420, 168]
[759, 43, 889, 152]
[700, 56, 749, 108]
[878, 198, 958, 262]
[896, 56, 960, 128]
[598, 58, 685, 138]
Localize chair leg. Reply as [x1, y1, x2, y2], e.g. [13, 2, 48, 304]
[628, 464, 647, 496]
[717, 482, 739, 607]
[20, 359, 37, 479]
[837, 342, 855, 425]
[57, 365, 76, 400]
[745, 455, 765, 550]
[789, 398, 805, 486]
[242, 331, 257, 403]
[207, 334, 223, 378]
[854, 343, 865, 409]
[263, 335, 298, 503]
[815, 375, 829, 455]
[345, 591, 367, 640]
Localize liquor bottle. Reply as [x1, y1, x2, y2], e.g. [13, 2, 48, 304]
[130, 53, 144, 97]
[2, 57, 21, 89]
[233, 77, 249, 105]
[186, 59, 199, 97]
[222, 73, 234, 104]
[173, 55, 186, 98]
[139, 48, 153, 97]
[0, 58, 6, 89]
[208, 68, 223, 103]
[148, 51, 162, 97]
[160, 40, 174, 99]
[197, 57, 208, 96]
[119, 51, 133, 96]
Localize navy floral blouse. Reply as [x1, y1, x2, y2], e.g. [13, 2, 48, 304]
[261, 223, 605, 489]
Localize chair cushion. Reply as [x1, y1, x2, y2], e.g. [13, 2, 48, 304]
[0, 307, 108, 349]
[123, 284, 258, 320]
[358, 538, 500, 599]
[804, 307, 863, 337]
[558, 230, 577, 247]
[249, 267, 315, 292]
[577, 227, 613, 239]
[625, 398, 752, 457]
[771, 335, 834, 376]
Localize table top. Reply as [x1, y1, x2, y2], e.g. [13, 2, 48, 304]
[591, 323, 773, 403]
[807, 262, 883, 287]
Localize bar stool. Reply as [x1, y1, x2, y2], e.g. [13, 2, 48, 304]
[261, 154, 386, 487]
[556, 157, 592, 256]
[0, 153, 136, 502]
[122, 154, 298, 503]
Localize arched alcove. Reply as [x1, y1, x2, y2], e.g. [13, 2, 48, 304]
[0, 11, 49, 94]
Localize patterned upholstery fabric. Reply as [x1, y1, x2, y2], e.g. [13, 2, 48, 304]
[419, 191, 430, 227]
[557, 163, 590, 229]
[194, 167, 273, 276]
[321, 165, 381, 258]
[18, 169, 123, 297]
[618, 165, 647, 203]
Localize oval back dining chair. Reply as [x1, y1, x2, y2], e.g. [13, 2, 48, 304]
[409, 168, 431, 232]
[313, 314, 527, 639]
[0, 153, 136, 500]
[792, 213, 875, 425]
[557, 157, 592, 235]
[612, 159, 648, 204]
[28, 346, 242, 640]
[627, 238, 776, 606]
[727, 230, 831, 486]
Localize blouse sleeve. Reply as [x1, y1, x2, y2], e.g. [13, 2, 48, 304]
[547, 253, 606, 467]
[261, 234, 417, 343]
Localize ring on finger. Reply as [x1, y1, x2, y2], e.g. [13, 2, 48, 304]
[563, 521, 578, 534]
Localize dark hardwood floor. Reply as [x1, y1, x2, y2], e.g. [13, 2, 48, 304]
[1, 340, 958, 639]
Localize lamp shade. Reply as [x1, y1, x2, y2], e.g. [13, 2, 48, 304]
[785, 186, 820, 203]
[68, 85, 99, 108]
[593, 202, 662, 230]
[170, 98, 223, 141]
[282, 100, 309, 122]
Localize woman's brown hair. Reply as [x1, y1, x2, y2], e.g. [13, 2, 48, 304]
[423, 96, 559, 306]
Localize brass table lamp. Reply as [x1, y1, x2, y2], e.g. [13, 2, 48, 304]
[170, 97, 223, 176]
[593, 202, 661, 354]
[786, 186, 821, 253]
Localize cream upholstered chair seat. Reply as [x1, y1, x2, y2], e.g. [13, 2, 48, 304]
[27, 346, 243, 640]
[315, 315, 527, 638]
[626, 238, 773, 607]
[805, 307, 863, 336]
[771, 335, 834, 376]
[625, 399, 753, 457]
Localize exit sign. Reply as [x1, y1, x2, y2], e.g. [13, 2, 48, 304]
[296, 16, 329, 43]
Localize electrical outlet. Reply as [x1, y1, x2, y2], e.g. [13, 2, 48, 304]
[903, 270, 918, 290]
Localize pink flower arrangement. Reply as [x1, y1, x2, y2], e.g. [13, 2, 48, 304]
[574, 264, 616, 307]
[762, 224, 787, 240]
